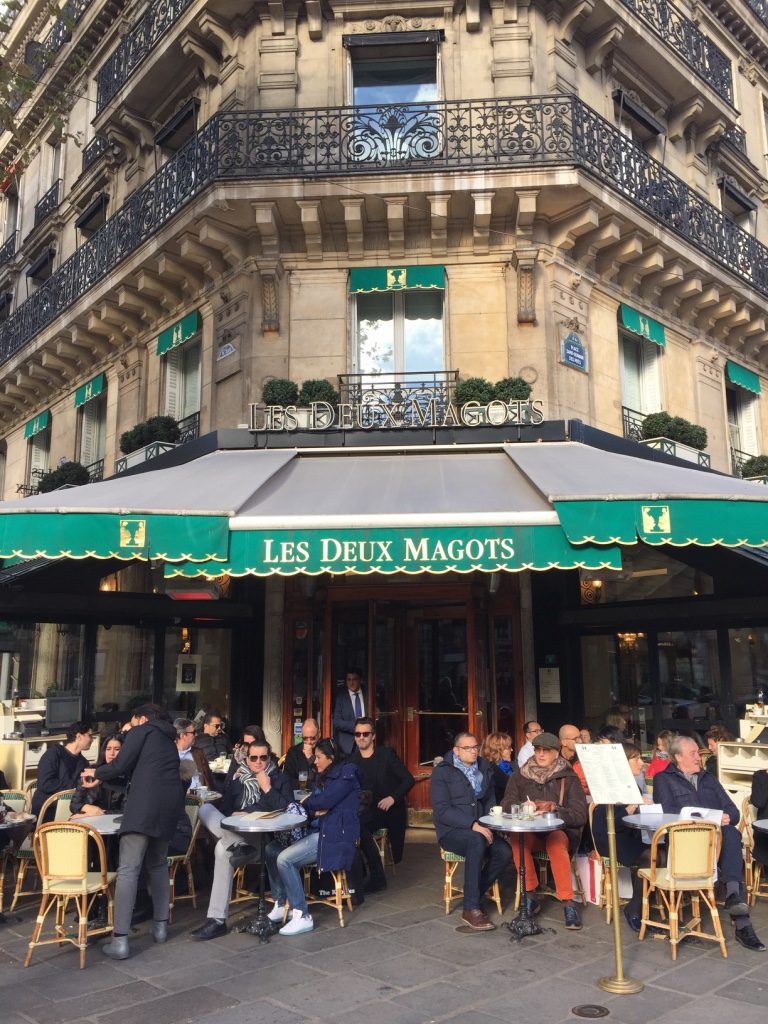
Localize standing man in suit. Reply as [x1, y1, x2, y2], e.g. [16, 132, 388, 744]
[349, 716, 415, 890]
[332, 668, 366, 754]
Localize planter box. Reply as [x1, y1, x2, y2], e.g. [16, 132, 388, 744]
[744, 475, 768, 485]
[115, 441, 178, 474]
[639, 436, 711, 468]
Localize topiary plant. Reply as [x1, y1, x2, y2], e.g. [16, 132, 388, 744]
[494, 376, 532, 402]
[298, 378, 340, 407]
[669, 417, 707, 451]
[262, 377, 299, 405]
[640, 411, 675, 440]
[119, 416, 180, 454]
[38, 461, 91, 493]
[741, 455, 768, 478]
[454, 376, 495, 406]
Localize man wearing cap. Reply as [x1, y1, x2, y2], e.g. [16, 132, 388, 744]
[431, 732, 512, 931]
[502, 731, 588, 931]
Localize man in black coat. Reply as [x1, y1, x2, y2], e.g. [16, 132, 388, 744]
[349, 716, 414, 890]
[431, 731, 511, 931]
[85, 704, 184, 960]
[31, 721, 94, 820]
[654, 734, 765, 952]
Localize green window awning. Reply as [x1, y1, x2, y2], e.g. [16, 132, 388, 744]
[349, 266, 445, 293]
[619, 304, 666, 347]
[74, 373, 105, 409]
[726, 360, 761, 395]
[156, 310, 202, 355]
[23, 410, 50, 439]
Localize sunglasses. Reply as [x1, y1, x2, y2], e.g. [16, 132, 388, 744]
[354, 731, 373, 738]
[248, 754, 269, 762]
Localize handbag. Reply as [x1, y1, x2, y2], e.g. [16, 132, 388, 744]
[575, 852, 603, 905]
[275, 801, 310, 848]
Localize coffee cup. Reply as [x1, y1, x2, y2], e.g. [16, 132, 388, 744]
[490, 805, 503, 816]
[197, 786, 208, 797]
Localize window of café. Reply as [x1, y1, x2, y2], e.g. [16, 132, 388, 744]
[581, 633, 652, 748]
[93, 624, 155, 723]
[657, 629, 721, 735]
[579, 546, 713, 605]
[0, 621, 85, 704]
[160, 625, 232, 725]
[729, 627, 768, 713]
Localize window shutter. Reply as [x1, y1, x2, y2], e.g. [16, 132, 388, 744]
[182, 341, 201, 418]
[620, 335, 643, 412]
[640, 339, 662, 413]
[739, 393, 759, 456]
[164, 347, 182, 419]
[80, 401, 97, 467]
[29, 430, 49, 479]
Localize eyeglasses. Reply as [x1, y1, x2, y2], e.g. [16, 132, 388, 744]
[302, 735, 318, 741]
[457, 744, 479, 751]
[183, 730, 195, 736]
[526, 727, 543, 735]
[354, 731, 373, 738]
[212, 724, 223, 730]
[248, 754, 269, 762]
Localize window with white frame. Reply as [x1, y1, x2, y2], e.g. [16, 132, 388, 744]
[620, 331, 662, 423]
[3, 185, 20, 243]
[164, 338, 201, 423]
[78, 391, 107, 472]
[355, 288, 444, 375]
[26, 421, 50, 490]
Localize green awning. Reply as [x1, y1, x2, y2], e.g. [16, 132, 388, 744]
[726, 360, 761, 395]
[165, 526, 623, 578]
[0, 512, 229, 563]
[349, 266, 445, 293]
[23, 410, 50, 439]
[619, 304, 665, 347]
[74, 373, 105, 409]
[156, 310, 202, 355]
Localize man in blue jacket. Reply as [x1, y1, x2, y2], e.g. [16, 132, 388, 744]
[654, 734, 765, 952]
[431, 731, 511, 930]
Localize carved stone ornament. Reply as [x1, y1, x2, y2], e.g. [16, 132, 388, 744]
[347, 16, 437, 34]
[512, 250, 538, 324]
[261, 270, 280, 333]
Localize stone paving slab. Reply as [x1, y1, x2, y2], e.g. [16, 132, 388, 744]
[0, 828, 766, 1024]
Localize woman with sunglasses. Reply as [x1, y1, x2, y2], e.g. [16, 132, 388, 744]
[264, 738, 361, 935]
[190, 739, 293, 942]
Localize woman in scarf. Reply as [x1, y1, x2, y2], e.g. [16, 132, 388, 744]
[481, 731, 516, 804]
[190, 739, 293, 941]
[501, 731, 588, 930]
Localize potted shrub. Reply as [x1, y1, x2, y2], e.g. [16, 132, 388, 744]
[640, 411, 709, 466]
[741, 454, 768, 482]
[38, 461, 91, 493]
[262, 377, 299, 406]
[454, 376, 494, 423]
[297, 379, 340, 428]
[119, 416, 180, 455]
[494, 376, 532, 402]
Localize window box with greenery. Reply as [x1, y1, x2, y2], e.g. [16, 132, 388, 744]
[740, 454, 768, 484]
[639, 412, 710, 468]
[38, 461, 91, 493]
[115, 416, 181, 473]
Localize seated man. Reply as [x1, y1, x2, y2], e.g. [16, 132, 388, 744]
[194, 711, 229, 762]
[431, 731, 512, 931]
[502, 731, 588, 931]
[190, 739, 292, 941]
[653, 734, 765, 952]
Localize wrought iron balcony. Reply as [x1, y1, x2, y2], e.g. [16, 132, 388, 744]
[15, 468, 44, 497]
[33, 180, 62, 228]
[3, 95, 768, 367]
[23, 0, 94, 83]
[338, 371, 459, 427]
[177, 411, 200, 445]
[622, 406, 646, 442]
[721, 125, 747, 154]
[85, 458, 104, 483]
[81, 134, 110, 173]
[730, 447, 761, 477]
[618, 0, 732, 106]
[744, 0, 768, 32]
[96, 0, 196, 112]
[0, 232, 18, 266]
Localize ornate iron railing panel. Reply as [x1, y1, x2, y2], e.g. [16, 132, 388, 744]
[15, 468, 44, 497]
[622, 406, 646, 442]
[34, 180, 62, 227]
[721, 125, 746, 154]
[96, 0, 197, 112]
[0, 232, 17, 266]
[744, 0, 768, 32]
[338, 371, 459, 427]
[618, 0, 732, 105]
[85, 458, 104, 482]
[3, 96, 768, 368]
[177, 411, 200, 445]
[82, 134, 110, 173]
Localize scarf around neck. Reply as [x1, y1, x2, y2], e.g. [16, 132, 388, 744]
[453, 752, 483, 794]
[520, 754, 569, 786]
[238, 759, 275, 808]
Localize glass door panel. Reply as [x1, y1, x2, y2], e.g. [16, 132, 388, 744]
[413, 616, 469, 766]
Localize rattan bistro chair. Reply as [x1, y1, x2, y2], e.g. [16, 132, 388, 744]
[167, 795, 202, 923]
[373, 828, 395, 874]
[740, 797, 768, 906]
[440, 848, 503, 916]
[10, 789, 75, 912]
[638, 820, 726, 960]
[0, 790, 28, 912]
[24, 821, 116, 970]
[302, 865, 354, 927]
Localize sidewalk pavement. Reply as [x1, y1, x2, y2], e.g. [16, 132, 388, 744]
[1, 829, 766, 1024]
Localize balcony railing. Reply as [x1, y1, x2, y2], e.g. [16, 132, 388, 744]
[33, 180, 61, 228]
[744, 0, 768, 32]
[85, 458, 104, 482]
[4, 95, 768, 367]
[618, 0, 732, 106]
[96, 0, 196, 112]
[81, 134, 110, 174]
[338, 371, 459, 427]
[722, 125, 747, 154]
[177, 411, 200, 445]
[0, 232, 18, 266]
[23, 0, 94, 83]
[15, 468, 44, 497]
[622, 406, 646, 442]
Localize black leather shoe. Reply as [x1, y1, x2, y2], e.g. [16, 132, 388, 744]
[724, 893, 750, 917]
[190, 919, 228, 942]
[229, 846, 259, 868]
[623, 905, 641, 933]
[734, 924, 766, 952]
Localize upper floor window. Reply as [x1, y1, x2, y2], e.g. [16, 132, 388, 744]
[3, 185, 20, 243]
[725, 361, 761, 467]
[24, 410, 51, 492]
[618, 305, 665, 437]
[718, 177, 756, 232]
[157, 311, 202, 426]
[75, 374, 107, 475]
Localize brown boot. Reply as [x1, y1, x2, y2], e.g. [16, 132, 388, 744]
[461, 908, 496, 931]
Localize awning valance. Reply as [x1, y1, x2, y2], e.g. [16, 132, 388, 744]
[156, 310, 201, 355]
[619, 304, 666, 347]
[726, 360, 761, 395]
[23, 410, 50, 439]
[74, 373, 105, 409]
[350, 266, 444, 293]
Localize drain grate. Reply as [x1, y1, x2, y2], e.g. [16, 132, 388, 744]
[572, 1006, 610, 1019]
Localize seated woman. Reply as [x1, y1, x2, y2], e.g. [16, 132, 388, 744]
[590, 742, 654, 933]
[264, 738, 361, 936]
[70, 734, 126, 816]
[502, 732, 588, 931]
[480, 731, 516, 804]
[646, 730, 674, 780]
[704, 724, 735, 778]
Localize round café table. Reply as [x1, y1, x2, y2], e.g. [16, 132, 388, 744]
[479, 813, 564, 941]
[622, 812, 686, 833]
[221, 811, 307, 942]
[76, 812, 123, 835]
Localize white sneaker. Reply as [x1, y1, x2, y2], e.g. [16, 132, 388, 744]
[279, 909, 314, 936]
[267, 901, 286, 923]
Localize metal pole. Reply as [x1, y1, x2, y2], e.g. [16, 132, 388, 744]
[597, 804, 644, 995]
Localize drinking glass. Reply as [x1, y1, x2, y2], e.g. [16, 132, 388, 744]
[298, 771, 309, 788]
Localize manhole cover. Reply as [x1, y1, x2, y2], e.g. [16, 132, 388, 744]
[572, 1006, 610, 1019]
